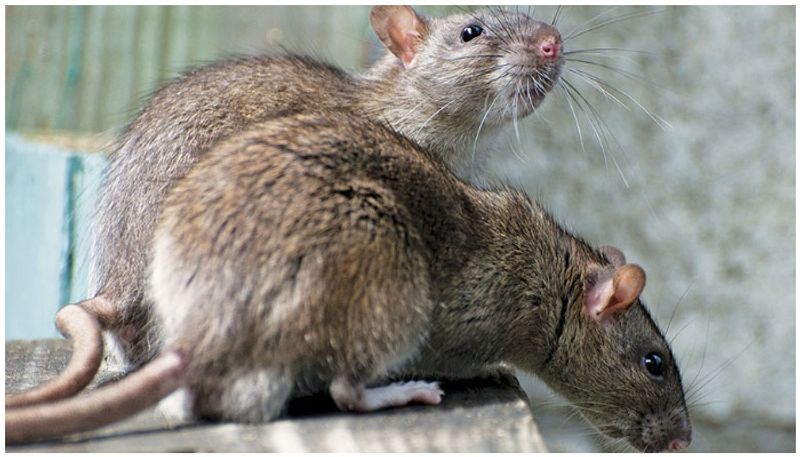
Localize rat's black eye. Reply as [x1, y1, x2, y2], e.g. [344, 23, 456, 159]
[642, 352, 665, 378]
[461, 24, 483, 42]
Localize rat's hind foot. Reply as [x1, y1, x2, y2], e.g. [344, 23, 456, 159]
[330, 378, 444, 412]
[157, 387, 194, 426]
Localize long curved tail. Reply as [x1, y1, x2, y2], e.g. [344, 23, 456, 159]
[6, 296, 118, 408]
[6, 350, 186, 444]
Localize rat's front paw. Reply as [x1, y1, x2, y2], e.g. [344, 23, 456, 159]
[380, 380, 444, 407]
[331, 378, 444, 412]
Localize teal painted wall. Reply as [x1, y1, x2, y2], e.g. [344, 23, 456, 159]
[5, 134, 105, 339]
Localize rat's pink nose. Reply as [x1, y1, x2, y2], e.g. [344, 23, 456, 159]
[667, 438, 689, 452]
[538, 38, 560, 59]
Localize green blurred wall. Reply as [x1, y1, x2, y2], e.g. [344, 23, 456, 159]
[6, 5, 382, 133]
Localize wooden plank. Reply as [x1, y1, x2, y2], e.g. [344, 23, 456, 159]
[6, 339, 547, 453]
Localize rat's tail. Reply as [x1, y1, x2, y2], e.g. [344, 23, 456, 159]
[5, 350, 186, 444]
[6, 295, 120, 409]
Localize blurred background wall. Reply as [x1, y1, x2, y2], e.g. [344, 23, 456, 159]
[5, 5, 795, 452]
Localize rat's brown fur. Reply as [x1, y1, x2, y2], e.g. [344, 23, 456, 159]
[152, 113, 689, 451]
[7, 112, 690, 451]
[92, 56, 359, 367]
[92, 6, 563, 371]
[9, 6, 564, 411]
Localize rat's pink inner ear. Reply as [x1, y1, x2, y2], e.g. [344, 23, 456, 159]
[369, 6, 428, 67]
[585, 264, 646, 323]
[612, 264, 646, 307]
[585, 273, 615, 322]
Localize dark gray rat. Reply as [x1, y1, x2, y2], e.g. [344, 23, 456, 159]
[8, 111, 691, 452]
[6, 5, 564, 409]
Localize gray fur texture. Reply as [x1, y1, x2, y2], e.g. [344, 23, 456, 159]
[149, 112, 689, 452]
[92, 6, 563, 367]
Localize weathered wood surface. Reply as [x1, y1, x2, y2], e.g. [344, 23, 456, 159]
[6, 339, 547, 452]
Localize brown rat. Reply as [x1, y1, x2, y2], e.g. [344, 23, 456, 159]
[7, 112, 691, 452]
[7, 6, 564, 408]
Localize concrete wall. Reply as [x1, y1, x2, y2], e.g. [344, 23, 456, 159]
[492, 5, 795, 453]
[5, 5, 795, 452]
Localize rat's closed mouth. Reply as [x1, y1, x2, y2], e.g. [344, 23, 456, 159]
[509, 66, 561, 84]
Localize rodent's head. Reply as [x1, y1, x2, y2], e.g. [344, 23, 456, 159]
[369, 6, 563, 129]
[535, 246, 692, 452]
[445, 194, 691, 451]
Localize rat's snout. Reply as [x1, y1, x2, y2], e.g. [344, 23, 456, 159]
[506, 21, 563, 65]
[532, 24, 562, 61]
[667, 438, 690, 452]
[535, 34, 561, 60]
[664, 417, 692, 452]
[637, 408, 692, 452]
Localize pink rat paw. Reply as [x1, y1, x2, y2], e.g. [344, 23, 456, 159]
[331, 379, 444, 412]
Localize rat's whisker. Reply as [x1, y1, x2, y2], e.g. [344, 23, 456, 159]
[512, 80, 522, 143]
[551, 5, 564, 26]
[684, 341, 755, 403]
[685, 320, 711, 392]
[557, 81, 587, 154]
[667, 320, 691, 346]
[567, 68, 631, 112]
[569, 67, 672, 130]
[412, 99, 457, 136]
[561, 77, 631, 188]
[664, 280, 695, 337]
[562, 6, 622, 42]
[564, 7, 663, 42]
[569, 75, 631, 189]
[563, 47, 652, 57]
[565, 57, 666, 94]
[473, 92, 501, 161]
[391, 100, 426, 130]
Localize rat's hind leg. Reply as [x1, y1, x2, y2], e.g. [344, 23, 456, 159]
[157, 387, 195, 423]
[330, 378, 444, 412]
[308, 234, 441, 414]
[193, 367, 295, 423]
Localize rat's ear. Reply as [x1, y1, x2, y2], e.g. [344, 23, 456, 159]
[598, 245, 626, 268]
[585, 264, 646, 323]
[370, 6, 429, 68]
